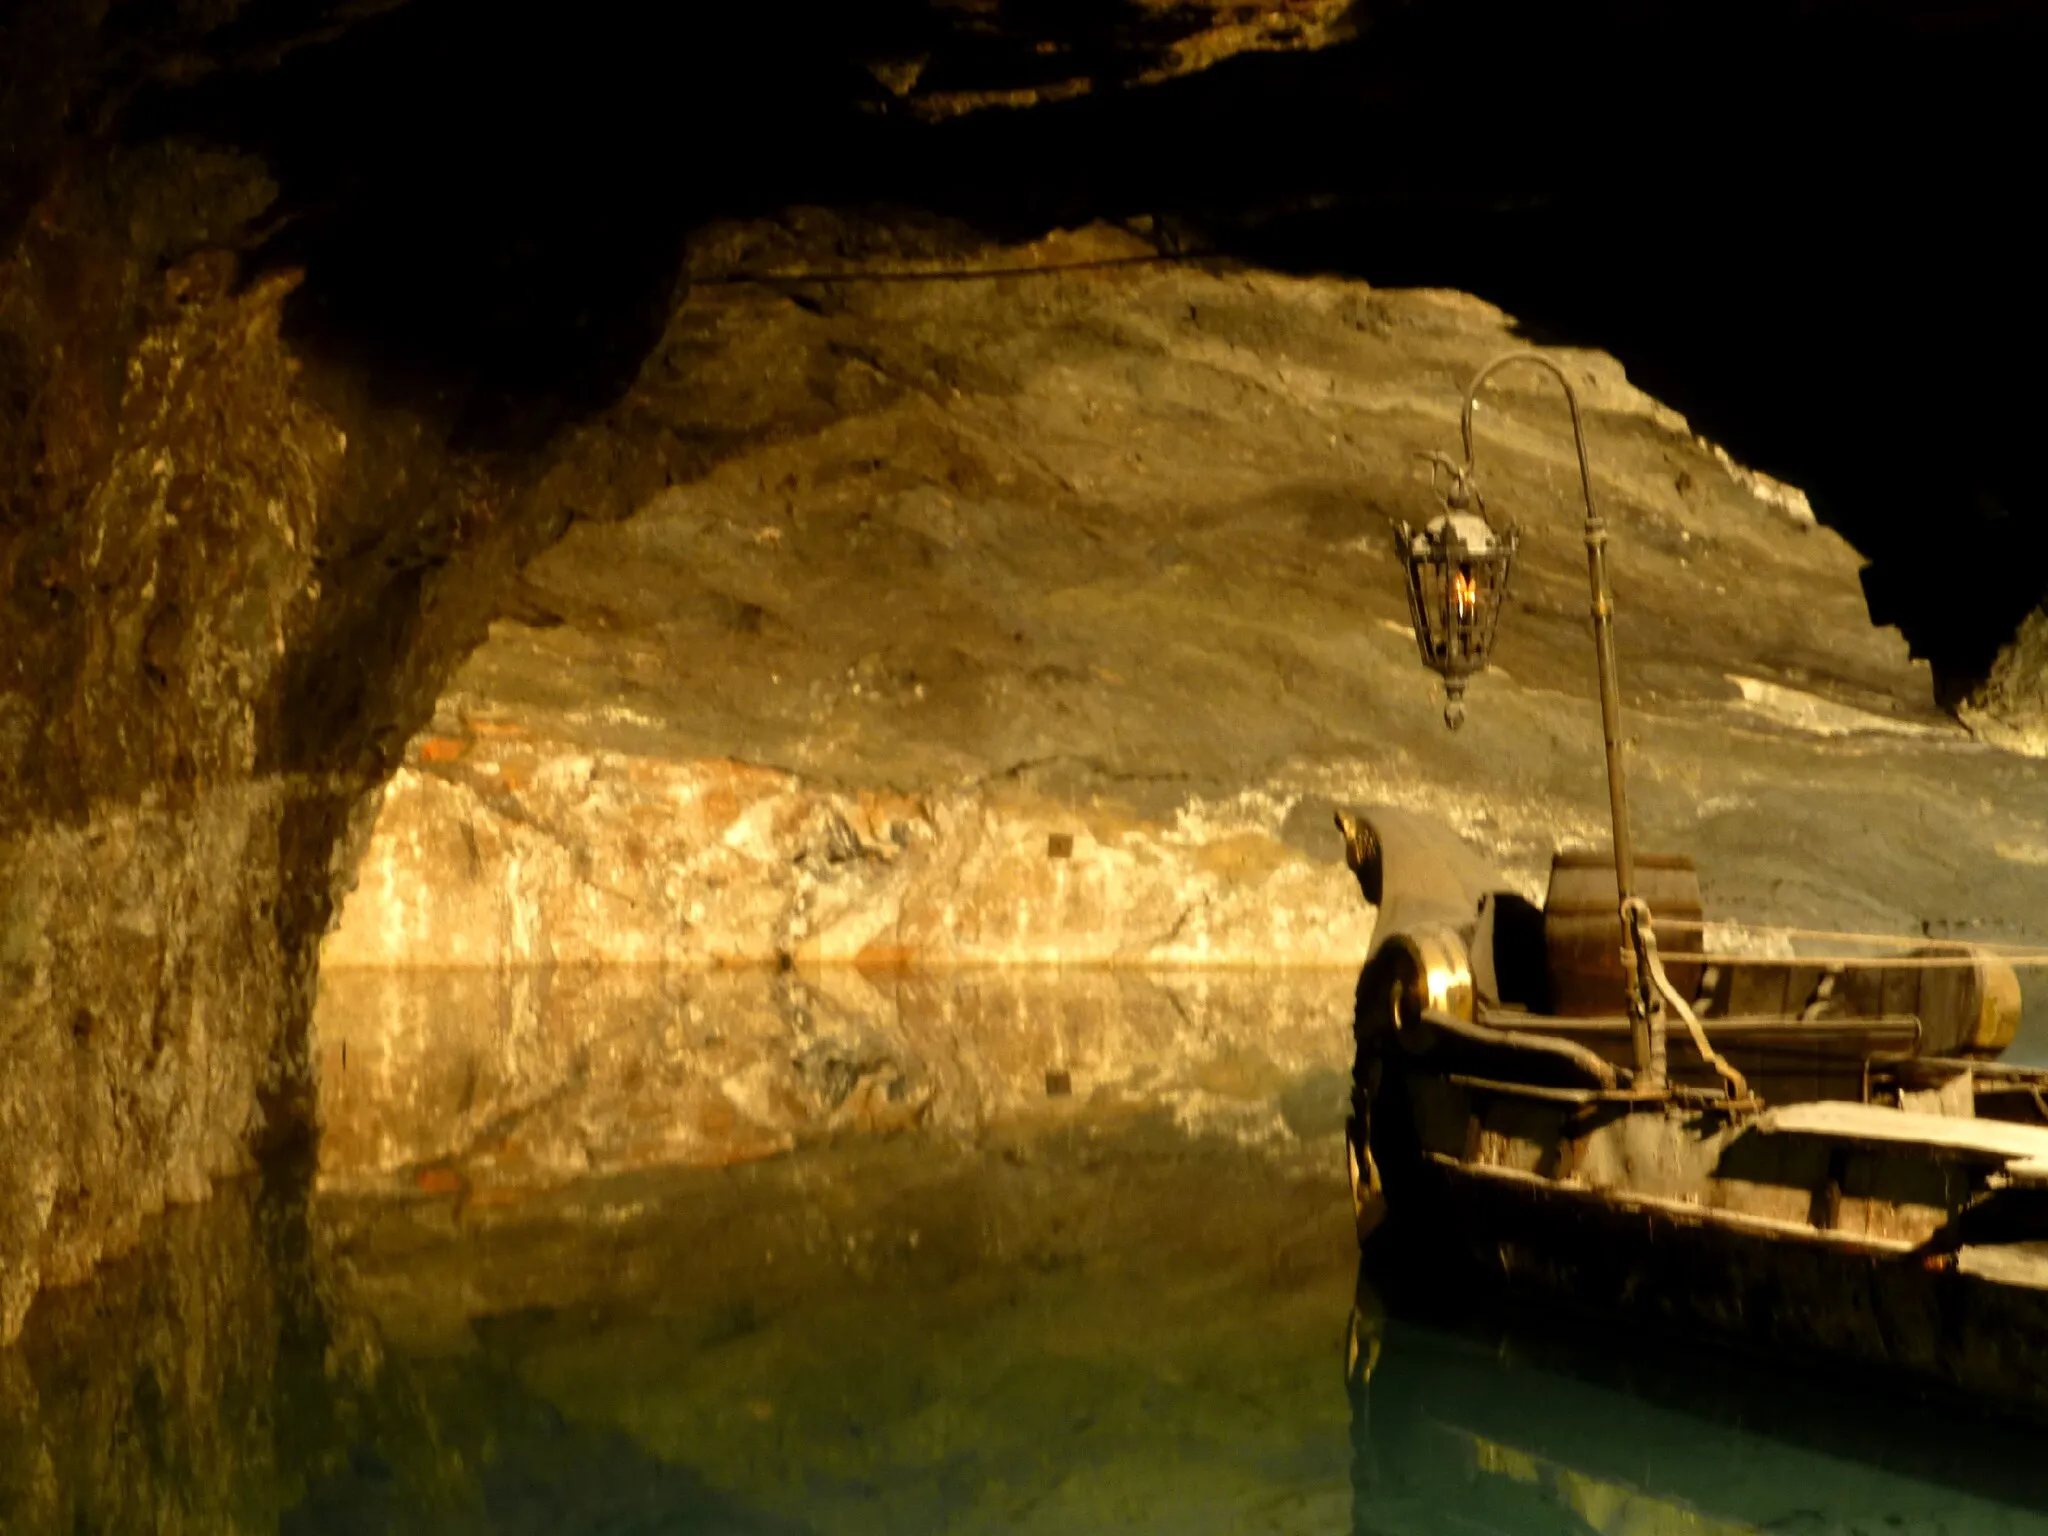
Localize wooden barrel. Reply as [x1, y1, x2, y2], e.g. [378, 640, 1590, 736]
[1834, 943, 2023, 1057]
[1544, 850, 1704, 1017]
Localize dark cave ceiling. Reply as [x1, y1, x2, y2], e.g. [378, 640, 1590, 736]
[7, 0, 2048, 696]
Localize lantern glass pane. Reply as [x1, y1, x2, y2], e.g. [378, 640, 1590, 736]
[1399, 517, 1515, 687]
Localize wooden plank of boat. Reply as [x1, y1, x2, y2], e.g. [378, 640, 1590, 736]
[1481, 1010, 1923, 1039]
[1755, 1101, 2048, 1164]
[1426, 1153, 1916, 1256]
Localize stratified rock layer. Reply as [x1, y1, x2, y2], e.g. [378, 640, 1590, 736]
[1962, 611, 2048, 757]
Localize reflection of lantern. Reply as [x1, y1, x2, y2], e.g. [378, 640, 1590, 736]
[1393, 509, 1518, 729]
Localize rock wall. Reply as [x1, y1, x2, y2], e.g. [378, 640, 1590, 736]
[0, 158, 352, 1339]
[0, 144, 581, 1337]
[1961, 611, 2048, 757]
[324, 748, 1369, 972]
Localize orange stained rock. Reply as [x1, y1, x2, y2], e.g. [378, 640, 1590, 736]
[851, 941, 918, 971]
[461, 1185, 528, 1210]
[413, 1166, 464, 1195]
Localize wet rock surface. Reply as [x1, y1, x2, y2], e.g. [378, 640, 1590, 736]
[0, 151, 348, 1340]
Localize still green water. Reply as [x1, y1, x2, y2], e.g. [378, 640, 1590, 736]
[5, 1113, 2048, 1534]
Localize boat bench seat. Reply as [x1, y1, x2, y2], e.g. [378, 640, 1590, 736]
[1477, 1006, 1925, 1104]
[1757, 1100, 2048, 1164]
[1483, 881, 2019, 1061]
[1686, 950, 2018, 1059]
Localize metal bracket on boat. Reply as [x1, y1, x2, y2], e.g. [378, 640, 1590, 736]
[1419, 1008, 1619, 1090]
[1616, 899, 1668, 1091]
[1800, 965, 1843, 1022]
[1625, 897, 1751, 1104]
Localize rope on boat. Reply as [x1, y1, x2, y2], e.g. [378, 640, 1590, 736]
[1625, 897, 1748, 1100]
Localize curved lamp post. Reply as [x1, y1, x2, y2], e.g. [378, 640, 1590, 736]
[1393, 349, 1666, 1090]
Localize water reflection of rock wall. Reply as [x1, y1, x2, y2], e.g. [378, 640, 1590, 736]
[0, 1178, 308, 1533]
[315, 964, 1355, 1190]
[3, 1114, 1361, 1533]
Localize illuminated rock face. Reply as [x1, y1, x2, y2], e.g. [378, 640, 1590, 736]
[315, 215, 2048, 1189]
[324, 750, 1371, 973]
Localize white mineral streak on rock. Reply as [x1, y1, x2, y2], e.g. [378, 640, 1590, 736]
[1706, 443, 1817, 526]
[1961, 608, 2048, 757]
[1701, 922, 1798, 960]
[1726, 675, 1954, 739]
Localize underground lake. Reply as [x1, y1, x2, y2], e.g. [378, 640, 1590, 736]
[7, 974, 2048, 1534]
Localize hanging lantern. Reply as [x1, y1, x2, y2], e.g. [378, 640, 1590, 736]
[1393, 501, 1518, 730]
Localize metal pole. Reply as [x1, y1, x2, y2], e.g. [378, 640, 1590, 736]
[1458, 351, 1665, 1090]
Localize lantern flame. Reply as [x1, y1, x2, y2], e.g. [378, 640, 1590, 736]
[1452, 566, 1478, 621]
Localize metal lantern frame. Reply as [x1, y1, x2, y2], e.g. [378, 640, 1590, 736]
[1395, 506, 1519, 731]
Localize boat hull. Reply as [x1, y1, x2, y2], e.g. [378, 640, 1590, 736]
[1417, 1150, 2048, 1416]
[1353, 1057, 2048, 1419]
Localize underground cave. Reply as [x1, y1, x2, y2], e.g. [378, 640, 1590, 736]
[11, 0, 2048, 1529]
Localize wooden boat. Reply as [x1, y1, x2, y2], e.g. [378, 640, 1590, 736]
[1338, 803, 2048, 1418]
